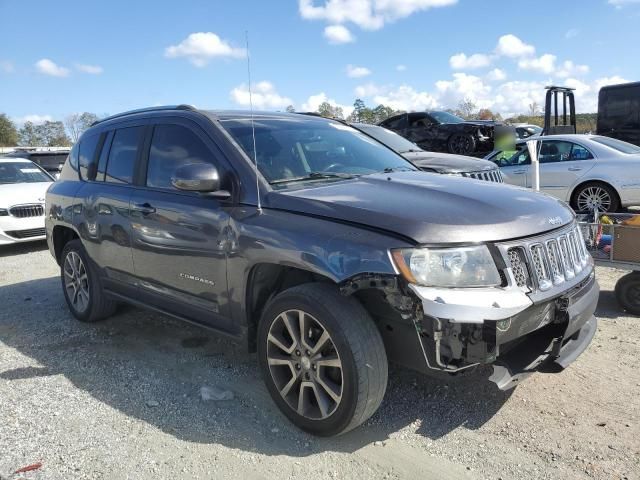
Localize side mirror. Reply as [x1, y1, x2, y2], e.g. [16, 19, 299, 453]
[171, 163, 231, 199]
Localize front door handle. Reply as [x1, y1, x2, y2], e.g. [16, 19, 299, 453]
[132, 202, 156, 215]
[568, 167, 583, 171]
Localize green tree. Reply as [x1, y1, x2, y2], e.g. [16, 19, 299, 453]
[19, 121, 43, 146]
[64, 112, 99, 142]
[0, 113, 19, 146]
[285, 105, 295, 113]
[317, 102, 344, 119]
[41, 121, 71, 146]
[456, 98, 478, 120]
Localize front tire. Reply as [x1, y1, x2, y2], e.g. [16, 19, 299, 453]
[615, 272, 640, 316]
[447, 133, 476, 155]
[257, 283, 388, 436]
[60, 239, 117, 322]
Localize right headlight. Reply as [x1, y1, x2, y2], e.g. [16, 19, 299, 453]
[391, 245, 502, 288]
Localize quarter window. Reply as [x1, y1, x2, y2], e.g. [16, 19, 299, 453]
[79, 133, 101, 180]
[569, 143, 594, 161]
[146, 124, 214, 190]
[105, 127, 142, 184]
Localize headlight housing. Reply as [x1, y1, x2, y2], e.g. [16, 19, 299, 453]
[0, 208, 8, 216]
[391, 245, 501, 288]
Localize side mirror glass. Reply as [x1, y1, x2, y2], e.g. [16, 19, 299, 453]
[171, 163, 230, 199]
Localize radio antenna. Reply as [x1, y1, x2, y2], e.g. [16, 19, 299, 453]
[245, 30, 262, 213]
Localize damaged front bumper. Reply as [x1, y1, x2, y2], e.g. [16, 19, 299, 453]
[408, 272, 599, 389]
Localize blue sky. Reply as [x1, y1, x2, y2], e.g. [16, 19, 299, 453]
[1, 0, 639, 124]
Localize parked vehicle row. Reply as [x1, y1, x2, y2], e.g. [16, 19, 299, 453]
[45, 106, 598, 436]
[4, 148, 70, 179]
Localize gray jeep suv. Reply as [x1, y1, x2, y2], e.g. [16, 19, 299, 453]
[46, 106, 599, 436]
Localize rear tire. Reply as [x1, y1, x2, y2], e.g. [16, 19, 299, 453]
[571, 182, 620, 213]
[447, 133, 476, 155]
[257, 283, 388, 436]
[615, 272, 640, 316]
[60, 239, 117, 322]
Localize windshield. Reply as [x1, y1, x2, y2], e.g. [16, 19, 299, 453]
[355, 124, 422, 153]
[591, 136, 640, 154]
[0, 161, 53, 184]
[220, 117, 416, 187]
[429, 111, 465, 124]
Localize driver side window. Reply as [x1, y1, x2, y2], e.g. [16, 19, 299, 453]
[146, 124, 216, 191]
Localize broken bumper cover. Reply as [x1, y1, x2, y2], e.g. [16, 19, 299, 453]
[407, 273, 599, 388]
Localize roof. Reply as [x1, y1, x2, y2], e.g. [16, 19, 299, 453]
[0, 157, 33, 163]
[207, 110, 332, 122]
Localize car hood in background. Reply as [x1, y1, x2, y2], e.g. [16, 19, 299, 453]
[267, 172, 574, 244]
[0, 182, 51, 208]
[402, 151, 498, 173]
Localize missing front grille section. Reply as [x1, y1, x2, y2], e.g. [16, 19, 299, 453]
[508, 247, 530, 288]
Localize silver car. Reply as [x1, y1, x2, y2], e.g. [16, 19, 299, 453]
[485, 134, 640, 212]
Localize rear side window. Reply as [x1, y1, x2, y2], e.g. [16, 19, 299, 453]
[105, 127, 142, 184]
[79, 133, 102, 180]
[146, 124, 214, 190]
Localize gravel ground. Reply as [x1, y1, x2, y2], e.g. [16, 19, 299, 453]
[0, 241, 638, 480]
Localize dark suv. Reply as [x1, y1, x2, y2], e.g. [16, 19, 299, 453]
[46, 106, 599, 436]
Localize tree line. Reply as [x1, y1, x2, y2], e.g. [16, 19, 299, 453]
[0, 112, 99, 147]
[0, 100, 599, 148]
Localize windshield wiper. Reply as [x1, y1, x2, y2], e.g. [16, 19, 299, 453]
[270, 171, 358, 185]
[401, 149, 423, 153]
[381, 166, 415, 173]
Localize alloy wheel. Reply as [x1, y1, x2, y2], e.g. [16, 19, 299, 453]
[576, 186, 612, 212]
[266, 309, 343, 420]
[63, 251, 90, 313]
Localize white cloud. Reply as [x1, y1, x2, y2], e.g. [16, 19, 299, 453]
[301, 92, 354, 117]
[35, 58, 69, 77]
[594, 75, 628, 91]
[299, 0, 458, 31]
[355, 82, 383, 97]
[435, 73, 493, 109]
[449, 52, 492, 70]
[373, 85, 439, 111]
[0, 60, 14, 73]
[565, 28, 579, 39]
[13, 114, 53, 125]
[396, 64, 407, 72]
[518, 54, 557, 74]
[165, 32, 245, 67]
[346, 64, 371, 78]
[230, 81, 292, 110]
[486, 68, 506, 82]
[324, 24, 355, 44]
[556, 60, 589, 78]
[495, 34, 535, 58]
[75, 63, 103, 75]
[608, 0, 640, 8]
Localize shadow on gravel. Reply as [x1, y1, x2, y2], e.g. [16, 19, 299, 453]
[0, 240, 48, 258]
[595, 289, 628, 320]
[0, 276, 512, 457]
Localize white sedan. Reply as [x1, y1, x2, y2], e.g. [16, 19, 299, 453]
[0, 157, 54, 245]
[485, 134, 640, 212]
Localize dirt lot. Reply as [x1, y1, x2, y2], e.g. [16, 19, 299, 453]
[0, 242, 638, 480]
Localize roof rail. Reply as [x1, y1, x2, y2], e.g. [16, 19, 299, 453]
[90, 104, 197, 126]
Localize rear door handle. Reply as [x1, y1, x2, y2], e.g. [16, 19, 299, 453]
[132, 202, 156, 215]
[513, 169, 527, 174]
[568, 167, 583, 171]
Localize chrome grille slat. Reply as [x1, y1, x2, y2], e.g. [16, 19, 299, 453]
[9, 204, 44, 218]
[465, 170, 502, 183]
[507, 224, 590, 292]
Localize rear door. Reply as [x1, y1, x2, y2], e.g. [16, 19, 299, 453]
[75, 122, 145, 296]
[537, 140, 595, 200]
[129, 118, 234, 332]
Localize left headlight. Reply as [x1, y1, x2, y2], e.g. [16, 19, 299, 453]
[0, 208, 8, 216]
[391, 245, 502, 288]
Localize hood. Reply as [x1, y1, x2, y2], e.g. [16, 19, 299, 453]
[401, 151, 498, 174]
[266, 172, 574, 244]
[0, 182, 51, 208]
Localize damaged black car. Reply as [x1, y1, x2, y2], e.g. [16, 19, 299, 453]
[379, 111, 514, 156]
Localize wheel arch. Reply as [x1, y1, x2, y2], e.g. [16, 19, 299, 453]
[52, 225, 80, 265]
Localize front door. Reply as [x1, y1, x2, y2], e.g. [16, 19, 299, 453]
[130, 119, 234, 333]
